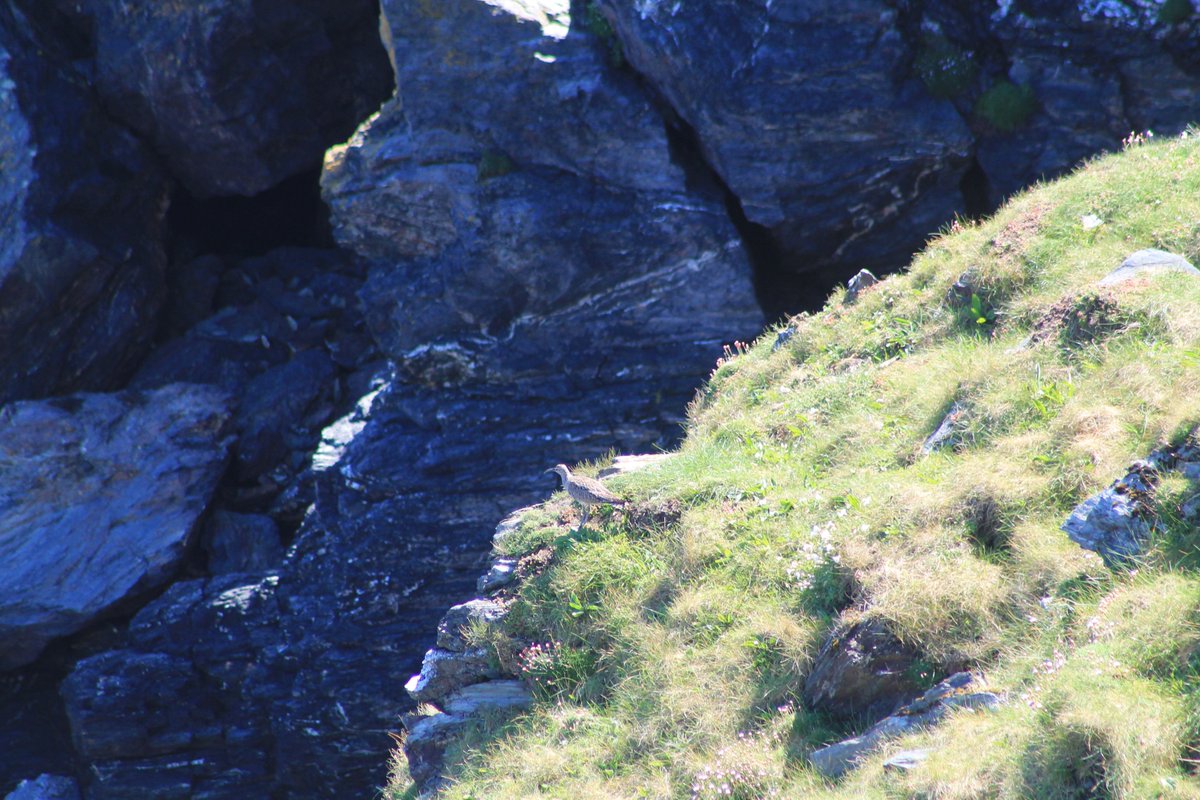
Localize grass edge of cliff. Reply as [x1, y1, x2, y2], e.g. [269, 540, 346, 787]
[387, 130, 1200, 800]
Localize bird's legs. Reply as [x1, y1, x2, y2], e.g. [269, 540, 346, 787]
[579, 505, 590, 529]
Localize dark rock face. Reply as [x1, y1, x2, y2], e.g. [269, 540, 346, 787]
[0, 4, 167, 405]
[803, 617, 928, 723]
[62, 0, 392, 197]
[130, 246, 380, 512]
[0, 385, 234, 670]
[597, 0, 974, 270]
[61, 576, 283, 799]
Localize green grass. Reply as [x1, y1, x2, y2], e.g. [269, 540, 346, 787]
[385, 133, 1200, 798]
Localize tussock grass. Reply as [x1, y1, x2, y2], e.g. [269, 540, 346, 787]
[387, 133, 1200, 798]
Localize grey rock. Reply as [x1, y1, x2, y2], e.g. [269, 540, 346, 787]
[478, 560, 519, 594]
[1062, 463, 1158, 566]
[404, 648, 502, 706]
[923, 402, 967, 455]
[73, 0, 392, 196]
[809, 672, 1000, 778]
[883, 748, 933, 772]
[598, 454, 674, 478]
[437, 600, 507, 653]
[1182, 494, 1200, 523]
[402, 682, 532, 791]
[1098, 249, 1199, 287]
[845, 270, 880, 303]
[491, 507, 540, 551]
[803, 617, 927, 723]
[403, 712, 468, 790]
[0, 4, 167, 404]
[0, 385, 234, 669]
[204, 511, 284, 574]
[441, 680, 532, 717]
[771, 327, 796, 352]
[4, 775, 80, 800]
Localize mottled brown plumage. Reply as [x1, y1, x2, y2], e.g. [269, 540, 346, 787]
[548, 463, 624, 526]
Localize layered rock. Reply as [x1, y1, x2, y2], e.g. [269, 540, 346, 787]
[45, 0, 392, 197]
[594, 0, 973, 284]
[1062, 427, 1200, 566]
[0, 385, 234, 670]
[808, 671, 1002, 778]
[0, 4, 167, 404]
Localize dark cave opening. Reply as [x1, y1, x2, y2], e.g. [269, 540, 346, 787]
[166, 167, 334, 262]
[959, 156, 995, 221]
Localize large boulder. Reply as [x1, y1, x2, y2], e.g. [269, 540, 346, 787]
[0, 384, 234, 670]
[0, 4, 167, 404]
[62, 0, 392, 197]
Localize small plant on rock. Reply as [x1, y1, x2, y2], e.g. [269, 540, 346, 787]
[975, 81, 1037, 132]
[914, 34, 977, 99]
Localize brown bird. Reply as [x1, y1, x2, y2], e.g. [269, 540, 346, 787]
[547, 463, 625, 527]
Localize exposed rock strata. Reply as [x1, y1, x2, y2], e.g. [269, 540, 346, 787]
[0, 385, 234, 670]
[0, 4, 167, 405]
[47, 0, 392, 197]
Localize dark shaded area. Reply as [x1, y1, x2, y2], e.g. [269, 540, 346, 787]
[167, 168, 334, 261]
[662, 113, 838, 320]
[959, 157, 994, 221]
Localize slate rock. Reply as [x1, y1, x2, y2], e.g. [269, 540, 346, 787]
[436, 600, 507, 653]
[441, 680, 532, 717]
[883, 748, 933, 772]
[404, 648, 501, 706]
[60, 575, 282, 799]
[803, 617, 927, 723]
[4, 775, 80, 800]
[845, 269, 880, 303]
[923, 401, 967, 455]
[322, 0, 762, 386]
[1062, 462, 1158, 566]
[594, 0, 973, 281]
[808, 671, 1000, 778]
[1098, 249, 1199, 287]
[0, 4, 167, 404]
[74, 0, 392, 196]
[203, 511, 284, 574]
[0, 385, 234, 670]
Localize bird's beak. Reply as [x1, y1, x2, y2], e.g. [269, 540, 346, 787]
[544, 468, 554, 474]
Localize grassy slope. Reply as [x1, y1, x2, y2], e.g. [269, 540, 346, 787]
[389, 133, 1200, 799]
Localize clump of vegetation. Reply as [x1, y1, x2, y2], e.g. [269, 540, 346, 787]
[584, 2, 624, 68]
[387, 133, 1200, 799]
[1159, 0, 1195, 25]
[976, 80, 1037, 132]
[914, 34, 977, 99]
[476, 148, 515, 181]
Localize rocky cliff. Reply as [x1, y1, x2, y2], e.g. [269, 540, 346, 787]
[0, 0, 1197, 797]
